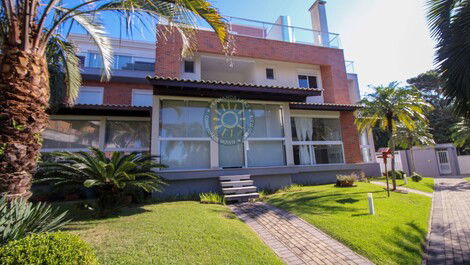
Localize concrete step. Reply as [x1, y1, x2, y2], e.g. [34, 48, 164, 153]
[219, 174, 251, 182]
[225, 192, 260, 202]
[222, 186, 257, 194]
[220, 180, 254, 188]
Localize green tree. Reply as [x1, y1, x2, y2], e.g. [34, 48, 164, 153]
[355, 82, 432, 190]
[426, 0, 470, 118]
[0, 0, 228, 200]
[406, 70, 458, 144]
[451, 118, 470, 152]
[394, 122, 435, 174]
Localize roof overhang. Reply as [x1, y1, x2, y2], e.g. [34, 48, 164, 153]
[50, 104, 151, 117]
[82, 73, 150, 84]
[148, 76, 322, 102]
[289, 102, 363, 111]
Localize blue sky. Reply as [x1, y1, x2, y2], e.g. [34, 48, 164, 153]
[83, 0, 436, 96]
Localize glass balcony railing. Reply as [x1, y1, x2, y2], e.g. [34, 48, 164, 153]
[225, 16, 341, 49]
[345, 61, 355, 73]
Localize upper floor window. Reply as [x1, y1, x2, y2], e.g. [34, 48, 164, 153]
[76, 86, 103, 105]
[132, 89, 152, 107]
[184, 60, 195, 73]
[85, 53, 154, 71]
[113, 55, 132, 70]
[266, 68, 274, 80]
[298, 75, 318, 89]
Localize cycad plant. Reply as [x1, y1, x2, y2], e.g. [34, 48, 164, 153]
[0, 0, 228, 200]
[37, 147, 166, 213]
[355, 82, 432, 190]
[451, 118, 470, 149]
[0, 197, 70, 244]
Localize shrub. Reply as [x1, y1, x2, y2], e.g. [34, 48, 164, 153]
[411, 173, 423, 182]
[199, 193, 225, 205]
[0, 197, 70, 244]
[0, 232, 98, 265]
[37, 148, 167, 215]
[336, 174, 357, 187]
[279, 184, 303, 193]
[356, 172, 369, 183]
[385, 170, 405, 179]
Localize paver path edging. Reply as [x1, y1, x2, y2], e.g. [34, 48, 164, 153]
[229, 202, 373, 265]
[370, 181, 433, 197]
[424, 177, 470, 265]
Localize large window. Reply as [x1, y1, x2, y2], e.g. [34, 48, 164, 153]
[105, 121, 150, 151]
[159, 100, 210, 170]
[85, 53, 154, 71]
[291, 117, 344, 165]
[42, 120, 100, 151]
[77, 87, 103, 105]
[132, 89, 152, 107]
[298, 75, 318, 88]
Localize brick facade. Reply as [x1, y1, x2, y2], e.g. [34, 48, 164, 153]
[340, 111, 363, 163]
[82, 80, 152, 105]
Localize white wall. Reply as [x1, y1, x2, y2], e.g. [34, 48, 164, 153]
[458, 155, 470, 175]
[375, 151, 405, 174]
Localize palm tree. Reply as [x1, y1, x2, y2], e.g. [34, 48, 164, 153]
[426, 0, 470, 118]
[394, 122, 435, 175]
[355, 82, 432, 190]
[0, 0, 228, 200]
[451, 118, 470, 148]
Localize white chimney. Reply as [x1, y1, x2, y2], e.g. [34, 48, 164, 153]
[309, 1, 330, 46]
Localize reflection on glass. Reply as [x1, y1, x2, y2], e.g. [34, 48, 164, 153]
[160, 141, 210, 169]
[105, 121, 150, 150]
[314, 145, 344, 164]
[42, 120, 100, 149]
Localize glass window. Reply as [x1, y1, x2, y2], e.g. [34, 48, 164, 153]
[160, 141, 210, 170]
[77, 87, 103, 105]
[132, 90, 152, 107]
[105, 121, 150, 150]
[298, 75, 318, 88]
[184, 60, 195, 73]
[312, 118, 342, 141]
[42, 120, 100, 150]
[266, 68, 274, 79]
[160, 100, 208, 137]
[250, 104, 283, 138]
[247, 141, 285, 167]
[219, 143, 245, 168]
[114, 55, 133, 70]
[314, 145, 344, 164]
[87, 53, 102, 68]
[293, 145, 312, 165]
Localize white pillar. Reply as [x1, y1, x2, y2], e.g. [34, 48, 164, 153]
[151, 96, 161, 162]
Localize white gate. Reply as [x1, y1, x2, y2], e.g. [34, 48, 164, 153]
[436, 150, 452, 175]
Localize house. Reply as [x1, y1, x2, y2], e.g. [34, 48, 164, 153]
[42, 1, 381, 197]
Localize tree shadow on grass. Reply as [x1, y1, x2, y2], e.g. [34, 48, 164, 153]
[383, 221, 428, 265]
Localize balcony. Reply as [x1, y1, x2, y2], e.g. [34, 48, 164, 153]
[80, 54, 155, 78]
[345, 61, 355, 73]
[225, 16, 341, 49]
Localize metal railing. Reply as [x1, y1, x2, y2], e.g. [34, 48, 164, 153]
[225, 16, 341, 49]
[345, 61, 355, 73]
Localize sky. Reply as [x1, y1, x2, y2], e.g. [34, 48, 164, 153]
[81, 0, 437, 96]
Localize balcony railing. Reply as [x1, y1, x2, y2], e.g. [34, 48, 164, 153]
[345, 61, 355, 73]
[225, 16, 341, 49]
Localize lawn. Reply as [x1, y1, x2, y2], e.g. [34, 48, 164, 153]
[466, 178, 470, 182]
[62, 201, 282, 265]
[266, 182, 432, 265]
[373, 176, 435, 193]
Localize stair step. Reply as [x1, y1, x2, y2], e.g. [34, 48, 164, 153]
[220, 180, 254, 188]
[225, 192, 260, 202]
[219, 174, 251, 182]
[222, 186, 257, 194]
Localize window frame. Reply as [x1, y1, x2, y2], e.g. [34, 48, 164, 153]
[266, 68, 275, 80]
[131, 89, 153, 107]
[76, 86, 104, 105]
[297, 74, 318, 89]
[183, 60, 195, 73]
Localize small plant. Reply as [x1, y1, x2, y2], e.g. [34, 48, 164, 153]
[0, 197, 70, 244]
[279, 184, 303, 193]
[356, 172, 369, 183]
[385, 170, 405, 179]
[199, 193, 225, 205]
[336, 174, 357, 187]
[0, 232, 98, 265]
[411, 173, 423, 182]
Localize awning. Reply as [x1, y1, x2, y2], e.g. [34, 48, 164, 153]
[51, 104, 151, 117]
[289, 102, 363, 111]
[147, 76, 322, 102]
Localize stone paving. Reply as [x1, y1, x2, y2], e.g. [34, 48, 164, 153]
[229, 202, 373, 265]
[370, 181, 433, 198]
[424, 177, 470, 265]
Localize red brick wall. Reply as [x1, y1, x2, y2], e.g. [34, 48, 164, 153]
[340, 111, 363, 163]
[82, 80, 152, 105]
[155, 25, 351, 104]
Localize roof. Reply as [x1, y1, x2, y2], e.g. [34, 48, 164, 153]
[147, 76, 322, 102]
[289, 102, 363, 111]
[51, 104, 151, 117]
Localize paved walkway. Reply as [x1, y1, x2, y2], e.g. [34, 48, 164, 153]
[370, 181, 433, 197]
[229, 202, 373, 265]
[424, 177, 470, 265]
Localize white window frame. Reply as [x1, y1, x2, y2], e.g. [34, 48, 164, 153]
[42, 115, 151, 153]
[77, 86, 104, 105]
[153, 96, 291, 171]
[290, 115, 346, 165]
[131, 89, 153, 107]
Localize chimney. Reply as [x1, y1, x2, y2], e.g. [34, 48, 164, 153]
[309, 0, 330, 47]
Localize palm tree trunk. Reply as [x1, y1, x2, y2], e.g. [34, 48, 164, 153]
[409, 148, 416, 175]
[387, 117, 397, 190]
[0, 48, 50, 200]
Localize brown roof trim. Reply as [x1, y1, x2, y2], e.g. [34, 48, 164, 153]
[82, 74, 149, 84]
[289, 102, 363, 111]
[51, 104, 151, 117]
[147, 76, 322, 102]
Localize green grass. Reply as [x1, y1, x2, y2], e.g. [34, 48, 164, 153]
[373, 176, 435, 193]
[63, 201, 282, 265]
[465, 178, 470, 182]
[266, 182, 431, 265]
